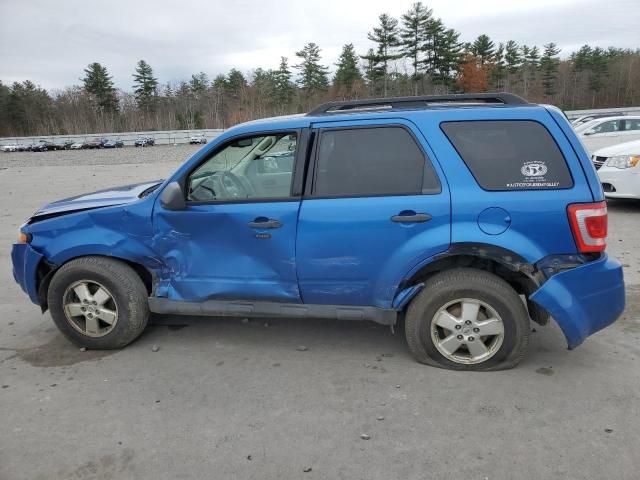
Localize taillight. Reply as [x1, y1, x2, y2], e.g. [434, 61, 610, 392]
[567, 201, 608, 253]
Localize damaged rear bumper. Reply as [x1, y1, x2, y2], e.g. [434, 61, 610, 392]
[530, 253, 625, 349]
[11, 243, 43, 305]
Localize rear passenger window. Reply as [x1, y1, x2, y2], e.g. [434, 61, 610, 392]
[441, 121, 573, 191]
[314, 127, 440, 197]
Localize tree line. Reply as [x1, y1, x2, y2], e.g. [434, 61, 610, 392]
[1, 2, 639, 137]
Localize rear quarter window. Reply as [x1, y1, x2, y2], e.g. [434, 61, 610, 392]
[440, 120, 574, 191]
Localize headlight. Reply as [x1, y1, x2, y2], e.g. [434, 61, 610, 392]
[605, 155, 640, 169]
[18, 231, 32, 244]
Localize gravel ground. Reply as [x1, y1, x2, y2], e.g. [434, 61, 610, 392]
[0, 146, 639, 480]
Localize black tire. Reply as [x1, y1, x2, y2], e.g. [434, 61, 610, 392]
[405, 268, 529, 371]
[47, 256, 149, 349]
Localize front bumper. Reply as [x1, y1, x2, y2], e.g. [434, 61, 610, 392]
[598, 166, 640, 199]
[11, 243, 43, 305]
[530, 253, 625, 349]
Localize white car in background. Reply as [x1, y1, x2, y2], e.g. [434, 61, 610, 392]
[1, 144, 18, 152]
[189, 134, 207, 144]
[70, 142, 84, 150]
[578, 116, 640, 152]
[593, 139, 640, 200]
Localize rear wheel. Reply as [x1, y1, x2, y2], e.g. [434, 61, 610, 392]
[405, 268, 529, 371]
[47, 257, 149, 349]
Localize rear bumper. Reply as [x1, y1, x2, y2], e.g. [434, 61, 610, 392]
[11, 243, 43, 305]
[530, 253, 625, 349]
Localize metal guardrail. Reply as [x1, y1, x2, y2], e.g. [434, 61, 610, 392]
[2, 106, 640, 146]
[0, 129, 224, 147]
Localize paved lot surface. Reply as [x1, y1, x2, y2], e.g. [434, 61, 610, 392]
[1, 147, 639, 480]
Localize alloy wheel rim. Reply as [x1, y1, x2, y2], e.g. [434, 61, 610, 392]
[63, 280, 118, 337]
[430, 298, 505, 365]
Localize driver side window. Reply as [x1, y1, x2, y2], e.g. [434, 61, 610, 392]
[188, 132, 297, 202]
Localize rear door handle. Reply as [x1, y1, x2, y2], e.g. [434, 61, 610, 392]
[248, 218, 283, 229]
[391, 212, 432, 223]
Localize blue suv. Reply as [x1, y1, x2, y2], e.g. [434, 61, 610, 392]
[11, 93, 625, 370]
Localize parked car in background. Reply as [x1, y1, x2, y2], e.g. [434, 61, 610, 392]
[56, 140, 74, 150]
[11, 93, 625, 371]
[189, 134, 207, 144]
[83, 138, 104, 149]
[578, 116, 640, 152]
[1, 144, 18, 152]
[593, 139, 640, 200]
[103, 139, 124, 148]
[70, 142, 84, 150]
[571, 113, 619, 128]
[134, 136, 155, 147]
[31, 141, 58, 152]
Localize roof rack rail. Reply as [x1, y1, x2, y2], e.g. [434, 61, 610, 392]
[308, 92, 529, 116]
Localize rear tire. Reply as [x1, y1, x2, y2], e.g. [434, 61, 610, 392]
[47, 256, 149, 349]
[405, 268, 529, 371]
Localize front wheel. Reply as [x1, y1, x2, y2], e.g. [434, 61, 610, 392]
[47, 257, 149, 349]
[405, 268, 529, 371]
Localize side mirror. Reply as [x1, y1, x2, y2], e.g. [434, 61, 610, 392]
[583, 129, 596, 136]
[160, 182, 186, 210]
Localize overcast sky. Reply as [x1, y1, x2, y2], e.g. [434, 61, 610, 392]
[0, 0, 637, 91]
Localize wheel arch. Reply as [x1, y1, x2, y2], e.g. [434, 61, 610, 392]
[396, 243, 549, 324]
[37, 254, 156, 312]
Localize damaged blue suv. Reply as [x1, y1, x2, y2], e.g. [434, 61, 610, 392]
[12, 93, 625, 370]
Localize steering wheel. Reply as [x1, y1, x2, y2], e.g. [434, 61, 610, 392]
[216, 171, 249, 199]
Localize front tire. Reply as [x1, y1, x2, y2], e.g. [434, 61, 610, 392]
[47, 257, 149, 349]
[405, 268, 529, 371]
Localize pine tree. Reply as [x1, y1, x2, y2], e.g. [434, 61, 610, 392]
[422, 17, 445, 77]
[432, 27, 463, 87]
[365, 13, 401, 96]
[490, 43, 506, 90]
[189, 72, 209, 96]
[132, 60, 158, 111]
[504, 40, 522, 73]
[400, 2, 432, 94]
[226, 69, 247, 97]
[333, 43, 363, 97]
[274, 57, 294, 109]
[294, 43, 329, 96]
[471, 34, 495, 65]
[82, 62, 118, 113]
[540, 43, 561, 97]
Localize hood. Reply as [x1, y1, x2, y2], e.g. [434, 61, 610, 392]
[32, 180, 162, 218]
[593, 139, 640, 157]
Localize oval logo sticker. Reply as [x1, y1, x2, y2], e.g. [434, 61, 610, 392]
[521, 162, 548, 177]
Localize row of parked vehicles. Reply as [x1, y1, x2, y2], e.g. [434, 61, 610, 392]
[2, 133, 208, 152]
[572, 114, 640, 200]
[0, 136, 156, 152]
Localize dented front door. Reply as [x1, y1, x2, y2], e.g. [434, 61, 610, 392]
[153, 201, 302, 303]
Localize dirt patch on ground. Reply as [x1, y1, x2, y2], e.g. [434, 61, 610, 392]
[619, 286, 640, 334]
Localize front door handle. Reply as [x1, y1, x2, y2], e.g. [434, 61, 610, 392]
[248, 217, 283, 229]
[391, 212, 432, 223]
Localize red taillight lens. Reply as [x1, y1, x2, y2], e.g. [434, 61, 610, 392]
[567, 201, 608, 253]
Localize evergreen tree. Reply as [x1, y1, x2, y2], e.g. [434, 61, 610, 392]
[471, 34, 495, 65]
[189, 72, 209, 96]
[333, 43, 363, 96]
[540, 43, 561, 97]
[226, 69, 247, 97]
[505, 40, 522, 73]
[82, 62, 118, 112]
[274, 57, 294, 108]
[400, 2, 432, 94]
[294, 43, 329, 96]
[132, 60, 158, 111]
[422, 17, 445, 76]
[490, 43, 506, 90]
[365, 13, 401, 96]
[432, 27, 463, 87]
